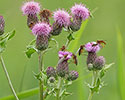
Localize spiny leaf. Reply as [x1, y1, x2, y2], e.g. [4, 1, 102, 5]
[25, 39, 37, 58]
[67, 34, 75, 42]
[8, 30, 16, 40]
[25, 46, 37, 58]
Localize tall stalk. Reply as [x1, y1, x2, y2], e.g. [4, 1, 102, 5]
[57, 77, 62, 100]
[88, 71, 98, 100]
[38, 51, 44, 100]
[0, 55, 19, 100]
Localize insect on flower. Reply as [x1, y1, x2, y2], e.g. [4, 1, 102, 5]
[78, 45, 85, 56]
[60, 45, 66, 51]
[92, 40, 106, 48]
[72, 54, 78, 65]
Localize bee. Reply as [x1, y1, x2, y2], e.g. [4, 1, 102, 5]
[92, 40, 106, 48]
[78, 45, 85, 56]
[28, 22, 35, 29]
[97, 40, 106, 45]
[60, 45, 66, 51]
[72, 54, 78, 65]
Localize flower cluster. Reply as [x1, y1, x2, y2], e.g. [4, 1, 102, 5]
[46, 51, 78, 82]
[84, 41, 106, 71]
[21, 1, 111, 100]
[21, 1, 90, 51]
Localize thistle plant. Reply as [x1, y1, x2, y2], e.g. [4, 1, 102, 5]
[0, 16, 19, 100]
[21, 1, 113, 100]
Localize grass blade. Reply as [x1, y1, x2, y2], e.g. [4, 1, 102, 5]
[0, 88, 38, 100]
[117, 28, 125, 100]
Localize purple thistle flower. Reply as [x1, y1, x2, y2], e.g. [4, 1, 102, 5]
[0, 16, 5, 35]
[71, 4, 90, 20]
[93, 56, 105, 70]
[21, 1, 40, 15]
[67, 71, 79, 81]
[32, 23, 52, 36]
[58, 51, 72, 60]
[53, 9, 71, 27]
[85, 42, 100, 53]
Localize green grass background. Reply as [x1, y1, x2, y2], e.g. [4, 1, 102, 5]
[0, 0, 125, 100]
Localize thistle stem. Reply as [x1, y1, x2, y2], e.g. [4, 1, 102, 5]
[38, 51, 44, 100]
[88, 71, 98, 100]
[65, 39, 70, 48]
[57, 77, 62, 100]
[0, 55, 19, 100]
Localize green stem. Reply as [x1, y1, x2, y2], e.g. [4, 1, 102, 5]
[88, 71, 98, 100]
[57, 77, 62, 100]
[65, 39, 70, 49]
[38, 51, 44, 100]
[0, 55, 19, 100]
[88, 91, 94, 100]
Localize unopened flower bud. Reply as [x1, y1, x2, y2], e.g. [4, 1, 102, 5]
[36, 35, 49, 51]
[70, 17, 82, 32]
[56, 60, 69, 77]
[48, 77, 55, 83]
[67, 71, 79, 81]
[87, 63, 93, 71]
[87, 52, 97, 65]
[93, 56, 105, 70]
[27, 14, 38, 29]
[0, 16, 5, 35]
[46, 67, 56, 78]
[50, 22, 62, 36]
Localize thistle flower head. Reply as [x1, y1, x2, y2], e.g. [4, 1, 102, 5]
[53, 9, 71, 27]
[0, 16, 5, 35]
[71, 4, 90, 20]
[46, 67, 56, 78]
[85, 42, 100, 53]
[93, 56, 105, 70]
[21, 1, 40, 15]
[58, 51, 72, 60]
[56, 60, 69, 77]
[32, 23, 52, 36]
[67, 71, 79, 81]
[39, 9, 52, 23]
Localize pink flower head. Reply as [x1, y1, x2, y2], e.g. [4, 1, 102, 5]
[85, 42, 100, 53]
[58, 51, 72, 60]
[21, 1, 40, 15]
[53, 9, 71, 27]
[71, 4, 90, 20]
[32, 23, 52, 36]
